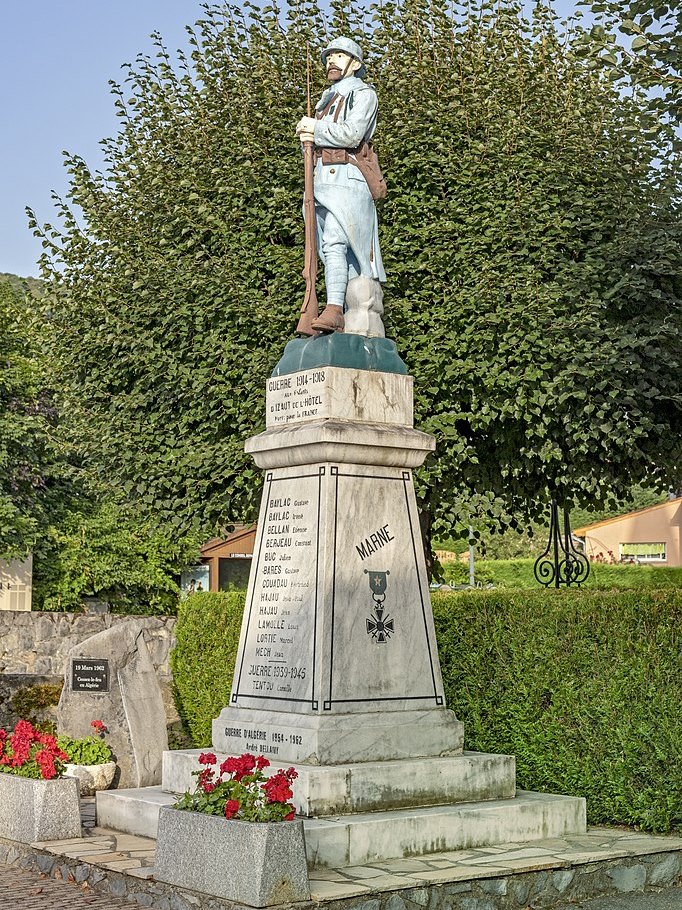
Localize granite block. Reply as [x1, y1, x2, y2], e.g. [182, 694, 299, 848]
[0, 773, 80, 843]
[154, 806, 310, 906]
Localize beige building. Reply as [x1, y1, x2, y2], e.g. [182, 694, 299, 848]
[0, 555, 33, 611]
[574, 497, 682, 566]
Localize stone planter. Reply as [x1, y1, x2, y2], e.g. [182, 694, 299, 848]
[155, 807, 310, 907]
[64, 760, 116, 797]
[0, 772, 81, 843]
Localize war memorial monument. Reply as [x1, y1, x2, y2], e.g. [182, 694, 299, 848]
[98, 34, 586, 877]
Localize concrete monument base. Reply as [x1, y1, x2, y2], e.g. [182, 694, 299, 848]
[163, 749, 515, 816]
[212, 707, 464, 766]
[97, 782, 586, 868]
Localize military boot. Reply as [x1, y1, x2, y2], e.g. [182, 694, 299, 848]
[312, 304, 345, 333]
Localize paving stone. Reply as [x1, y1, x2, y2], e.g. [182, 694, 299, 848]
[459, 897, 496, 910]
[343, 865, 390, 878]
[553, 869, 576, 892]
[402, 887, 430, 906]
[310, 868, 353, 881]
[411, 868, 474, 883]
[495, 857, 565, 872]
[384, 894, 408, 910]
[649, 854, 682, 885]
[479, 878, 508, 896]
[125, 867, 157, 879]
[373, 859, 433, 872]
[102, 860, 144, 870]
[364, 874, 424, 891]
[492, 846, 556, 860]
[310, 880, 373, 899]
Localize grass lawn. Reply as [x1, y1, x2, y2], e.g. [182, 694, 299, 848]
[441, 557, 682, 589]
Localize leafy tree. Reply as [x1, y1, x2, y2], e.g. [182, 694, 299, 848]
[32, 498, 201, 613]
[577, 0, 682, 138]
[0, 277, 55, 555]
[31, 0, 682, 567]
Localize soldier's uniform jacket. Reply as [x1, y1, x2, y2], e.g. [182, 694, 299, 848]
[312, 75, 386, 282]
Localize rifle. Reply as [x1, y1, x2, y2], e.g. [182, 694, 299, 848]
[295, 44, 319, 337]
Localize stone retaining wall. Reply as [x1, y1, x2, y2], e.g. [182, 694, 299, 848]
[1, 837, 680, 910]
[0, 612, 177, 730]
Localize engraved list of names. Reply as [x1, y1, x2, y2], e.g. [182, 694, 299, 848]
[234, 472, 320, 707]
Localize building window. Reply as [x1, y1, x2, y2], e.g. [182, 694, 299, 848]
[619, 542, 666, 563]
[219, 557, 252, 591]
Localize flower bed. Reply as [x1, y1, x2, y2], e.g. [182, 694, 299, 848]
[0, 719, 68, 780]
[0, 719, 80, 842]
[155, 752, 309, 905]
[59, 720, 116, 795]
[175, 750, 297, 821]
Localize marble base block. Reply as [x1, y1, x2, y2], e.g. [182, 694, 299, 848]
[266, 367, 412, 428]
[164, 749, 515, 817]
[95, 785, 587, 868]
[212, 706, 463, 766]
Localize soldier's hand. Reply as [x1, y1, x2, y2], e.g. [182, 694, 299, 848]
[296, 116, 317, 142]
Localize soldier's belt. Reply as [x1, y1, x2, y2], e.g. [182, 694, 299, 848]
[315, 148, 350, 165]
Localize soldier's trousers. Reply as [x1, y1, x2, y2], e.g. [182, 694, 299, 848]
[318, 209, 362, 308]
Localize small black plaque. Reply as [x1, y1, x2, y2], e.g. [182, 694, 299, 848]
[71, 658, 109, 693]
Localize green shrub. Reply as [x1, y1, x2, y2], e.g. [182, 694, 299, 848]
[170, 587, 681, 833]
[170, 592, 244, 746]
[433, 589, 682, 833]
[10, 683, 63, 732]
[57, 734, 113, 765]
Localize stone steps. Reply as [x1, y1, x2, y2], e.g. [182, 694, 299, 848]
[96, 786, 586, 868]
[162, 749, 517, 817]
[96, 787, 175, 840]
[304, 790, 586, 867]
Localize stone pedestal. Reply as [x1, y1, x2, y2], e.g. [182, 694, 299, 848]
[214, 365, 464, 767]
[95, 345, 587, 867]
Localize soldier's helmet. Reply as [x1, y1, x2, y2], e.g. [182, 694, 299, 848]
[321, 37, 366, 78]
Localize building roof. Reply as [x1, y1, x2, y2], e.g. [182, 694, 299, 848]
[573, 496, 681, 537]
[200, 524, 257, 556]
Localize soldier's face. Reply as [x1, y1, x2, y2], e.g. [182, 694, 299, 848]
[326, 51, 361, 82]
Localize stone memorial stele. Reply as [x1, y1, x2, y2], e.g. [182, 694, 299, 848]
[100, 34, 586, 872]
[57, 620, 168, 788]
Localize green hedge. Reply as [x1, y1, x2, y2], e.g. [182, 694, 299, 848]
[172, 588, 681, 833]
[170, 592, 245, 746]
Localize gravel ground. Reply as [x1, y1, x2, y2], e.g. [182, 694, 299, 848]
[555, 888, 682, 909]
[0, 862, 140, 909]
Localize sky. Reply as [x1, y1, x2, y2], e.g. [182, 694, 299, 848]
[1, 1, 581, 278]
[1, 1, 199, 277]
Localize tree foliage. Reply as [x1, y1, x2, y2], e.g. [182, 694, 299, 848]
[32, 498, 202, 613]
[31, 0, 682, 554]
[0, 277, 55, 555]
[578, 0, 682, 137]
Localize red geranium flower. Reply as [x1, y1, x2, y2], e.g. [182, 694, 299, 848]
[224, 799, 240, 819]
[199, 752, 217, 765]
[90, 720, 108, 735]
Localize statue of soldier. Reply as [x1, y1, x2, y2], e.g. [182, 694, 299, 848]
[296, 37, 386, 336]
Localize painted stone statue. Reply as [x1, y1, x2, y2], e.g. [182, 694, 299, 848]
[296, 37, 387, 337]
